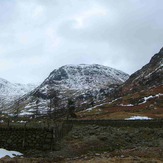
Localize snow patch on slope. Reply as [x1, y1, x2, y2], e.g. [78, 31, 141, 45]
[125, 116, 152, 120]
[139, 93, 163, 105]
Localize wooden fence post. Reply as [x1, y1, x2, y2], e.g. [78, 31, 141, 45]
[7, 119, 10, 128]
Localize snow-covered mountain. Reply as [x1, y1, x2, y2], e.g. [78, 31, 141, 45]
[0, 78, 36, 109]
[9, 64, 129, 116]
[40, 64, 129, 92]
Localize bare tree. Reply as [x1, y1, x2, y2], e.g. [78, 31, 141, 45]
[47, 90, 60, 119]
[14, 99, 20, 118]
[67, 99, 77, 120]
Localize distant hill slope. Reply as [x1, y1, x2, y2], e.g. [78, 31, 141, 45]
[9, 64, 129, 116]
[0, 78, 36, 110]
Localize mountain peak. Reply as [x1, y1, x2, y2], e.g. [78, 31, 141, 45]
[60, 64, 122, 70]
[0, 78, 10, 85]
[46, 64, 129, 90]
[159, 47, 163, 53]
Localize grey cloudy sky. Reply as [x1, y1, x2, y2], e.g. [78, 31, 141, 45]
[0, 0, 163, 84]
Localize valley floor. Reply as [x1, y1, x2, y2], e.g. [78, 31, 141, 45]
[1, 123, 162, 163]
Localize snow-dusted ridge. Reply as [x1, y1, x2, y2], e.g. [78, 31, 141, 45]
[43, 64, 129, 91]
[0, 78, 36, 96]
[0, 78, 37, 109]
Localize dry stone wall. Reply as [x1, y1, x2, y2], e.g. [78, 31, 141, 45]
[0, 123, 73, 151]
[66, 119, 163, 128]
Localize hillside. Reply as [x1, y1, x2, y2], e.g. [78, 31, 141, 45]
[121, 47, 163, 94]
[78, 48, 163, 120]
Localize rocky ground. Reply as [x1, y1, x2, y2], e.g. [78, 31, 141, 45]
[1, 149, 163, 163]
[0, 153, 163, 163]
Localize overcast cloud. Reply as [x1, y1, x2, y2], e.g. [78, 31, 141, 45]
[0, 0, 162, 84]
